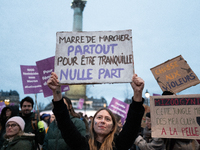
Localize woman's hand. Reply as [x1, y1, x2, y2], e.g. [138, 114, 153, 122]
[47, 72, 62, 101]
[131, 74, 144, 102]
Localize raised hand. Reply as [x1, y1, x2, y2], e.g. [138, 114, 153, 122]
[131, 74, 144, 102]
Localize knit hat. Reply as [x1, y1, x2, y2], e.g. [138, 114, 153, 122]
[6, 116, 25, 131]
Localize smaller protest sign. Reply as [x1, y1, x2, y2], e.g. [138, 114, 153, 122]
[36, 56, 69, 97]
[20, 65, 43, 94]
[150, 94, 200, 139]
[77, 98, 84, 109]
[0, 102, 6, 114]
[150, 55, 200, 94]
[108, 97, 129, 124]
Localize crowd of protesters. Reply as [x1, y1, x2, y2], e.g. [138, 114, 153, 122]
[0, 71, 200, 150]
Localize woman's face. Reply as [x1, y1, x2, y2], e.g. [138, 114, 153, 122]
[93, 110, 114, 137]
[146, 117, 151, 129]
[6, 109, 12, 118]
[6, 121, 21, 138]
[50, 114, 55, 123]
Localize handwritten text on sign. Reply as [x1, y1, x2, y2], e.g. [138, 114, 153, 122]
[150, 94, 200, 139]
[150, 55, 200, 93]
[55, 30, 134, 84]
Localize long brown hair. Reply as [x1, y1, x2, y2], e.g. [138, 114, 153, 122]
[88, 108, 117, 150]
[62, 96, 80, 118]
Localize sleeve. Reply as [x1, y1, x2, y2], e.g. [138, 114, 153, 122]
[73, 119, 86, 137]
[42, 132, 49, 150]
[135, 135, 165, 150]
[115, 97, 145, 150]
[53, 99, 88, 150]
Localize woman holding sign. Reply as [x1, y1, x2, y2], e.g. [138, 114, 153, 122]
[47, 72, 144, 150]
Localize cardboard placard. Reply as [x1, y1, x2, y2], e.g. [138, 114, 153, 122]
[55, 30, 134, 84]
[150, 55, 200, 93]
[150, 94, 200, 139]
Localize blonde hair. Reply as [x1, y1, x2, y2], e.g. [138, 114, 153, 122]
[88, 108, 117, 150]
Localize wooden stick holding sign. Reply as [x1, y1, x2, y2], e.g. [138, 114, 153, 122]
[54, 30, 134, 85]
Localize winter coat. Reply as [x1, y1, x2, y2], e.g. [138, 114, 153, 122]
[0, 106, 19, 148]
[1, 133, 35, 150]
[42, 116, 86, 150]
[53, 97, 144, 150]
[165, 139, 200, 150]
[19, 112, 45, 147]
[134, 135, 166, 150]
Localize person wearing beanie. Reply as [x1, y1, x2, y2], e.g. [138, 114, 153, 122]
[0, 106, 19, 148]
[19, 96, 45, 149]
[1, 116, 35, 150]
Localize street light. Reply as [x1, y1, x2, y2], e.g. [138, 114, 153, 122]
[145, 89, 150, 106]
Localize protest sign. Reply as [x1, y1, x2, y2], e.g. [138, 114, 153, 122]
[150, 94, 200, 139]
[77, 98, 84, 109]
[20, 65, 43, 94]
[55, 30, 134, 84]
[36, 56, 69, 97]
[150, 55, 200, 94]
[108, 97, 129, 124]
[0, 102, 6, 114]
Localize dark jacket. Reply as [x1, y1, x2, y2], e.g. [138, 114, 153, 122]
[1, 133, 35, 150]
[19, 112, 45, 147]
[0, 106, 19, 148]
[42, 116, 86, 150]
[53, 97, 144, 150]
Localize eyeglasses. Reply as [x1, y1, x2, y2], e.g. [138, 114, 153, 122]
[6, 124, 19, 128]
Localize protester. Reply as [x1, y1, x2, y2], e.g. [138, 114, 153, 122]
[47, 72, 144, 150]
[1, 116, 35, 150]
[0, 106, 19, 148]
[143, 112, 151, 143]
[19, 96, 45, 149]
[40, 113, 51, 130]
[42, 96, 86, 150]
[134, 111, 166, 150]
[50, 114, 55, 123]
[114, 114, 123, 135]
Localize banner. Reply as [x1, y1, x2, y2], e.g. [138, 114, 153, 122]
[150, 55, 200, 93]
[77, 98, 84, 109]
[36, 56, 69, 97]
[20, 65, 43, 94]
[55, 30, 134, 85]
[150, 94, 200, 139]
[108, 97, 130, 124]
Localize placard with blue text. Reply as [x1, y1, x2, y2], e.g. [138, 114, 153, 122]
[55, 30, 134, 84]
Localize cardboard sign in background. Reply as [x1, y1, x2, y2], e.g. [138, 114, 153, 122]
[150, 94, 200, 139]
[150, 55, 200, 94]
[55, 30, 134, 85]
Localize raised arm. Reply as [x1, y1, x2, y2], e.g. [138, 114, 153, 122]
[116, 73, 145, 150]
[47, 72, 62, 101]
[131, 73, 144, 102]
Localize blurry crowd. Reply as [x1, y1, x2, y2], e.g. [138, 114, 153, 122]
[0, 92, 200, 150]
